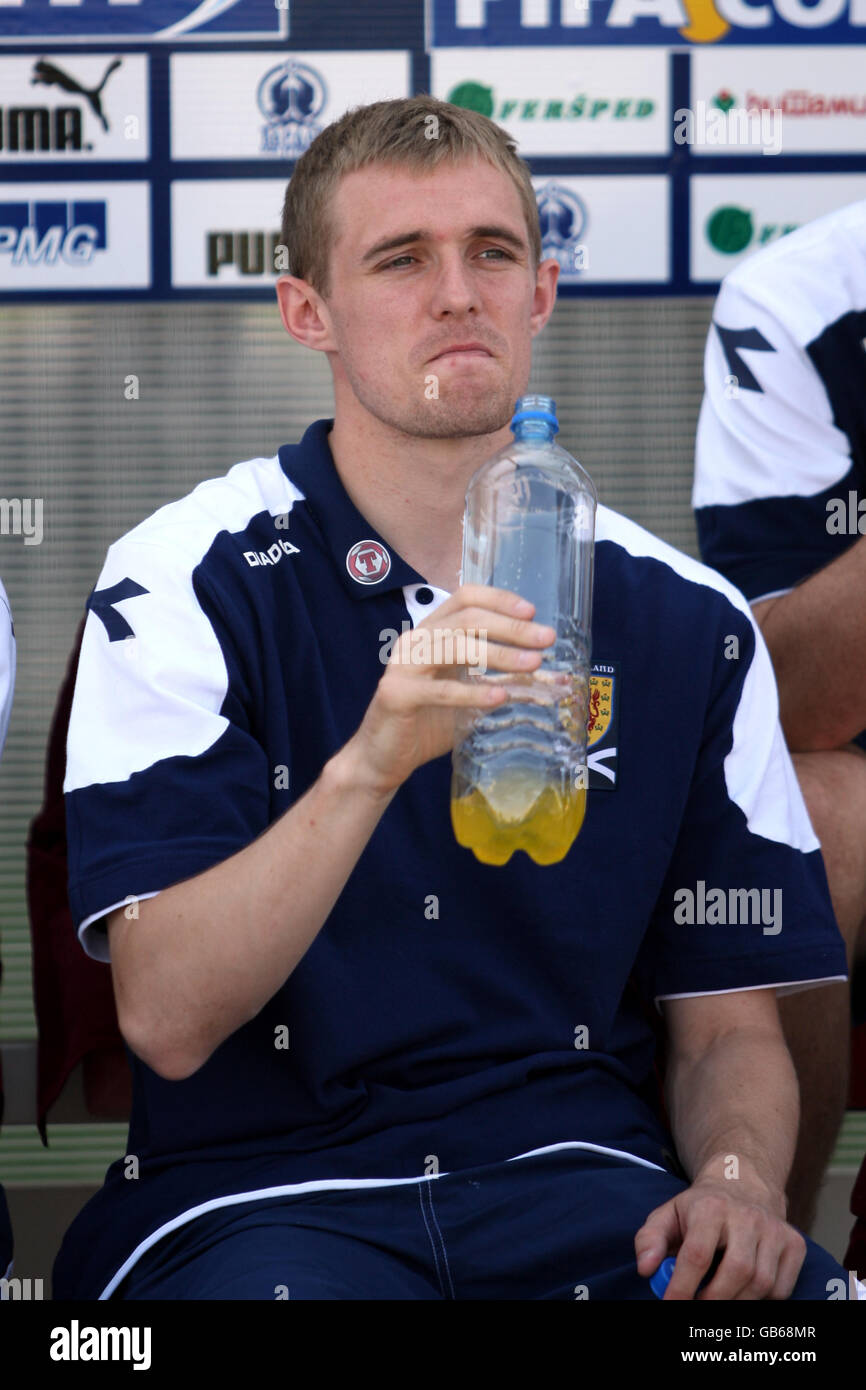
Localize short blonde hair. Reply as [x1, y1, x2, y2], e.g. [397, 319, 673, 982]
[280, 95, 542, 300]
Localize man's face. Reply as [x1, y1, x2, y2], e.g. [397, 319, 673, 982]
[304, 157, 558, 439]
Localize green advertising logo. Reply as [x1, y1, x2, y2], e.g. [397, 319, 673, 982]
[448, 81, 495, 118]
[707, 205, 754, 254]
[706, 205, 801, 255]
[447, 81, 654, 122]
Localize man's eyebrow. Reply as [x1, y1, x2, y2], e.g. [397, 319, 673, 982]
[359, 224, 528, 265]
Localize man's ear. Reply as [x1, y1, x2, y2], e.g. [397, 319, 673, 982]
[530, 258, 560, 340]
[276, 275, 336, 354]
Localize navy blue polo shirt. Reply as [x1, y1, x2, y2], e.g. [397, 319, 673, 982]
[57, 417, 846, 1300]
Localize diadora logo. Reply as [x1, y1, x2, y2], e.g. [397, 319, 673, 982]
[0, 199, 106, 265]
[244, 538, 299, 567]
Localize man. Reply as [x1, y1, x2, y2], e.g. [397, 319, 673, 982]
[54, 97, 856, 1301]
[0, 575, 16, 1284]
[692, 200, 866, 1239]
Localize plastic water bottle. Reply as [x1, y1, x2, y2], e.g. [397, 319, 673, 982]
[450, 394, 597, 867]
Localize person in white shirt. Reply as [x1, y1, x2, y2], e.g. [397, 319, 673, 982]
[693, 199, 866, 1234]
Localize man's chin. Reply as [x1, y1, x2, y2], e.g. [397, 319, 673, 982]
[404, 391, 516, 441]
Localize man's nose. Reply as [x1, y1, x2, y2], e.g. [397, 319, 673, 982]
[429, 251, 479, 315]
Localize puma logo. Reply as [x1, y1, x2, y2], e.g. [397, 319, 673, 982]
[31, 58, 122, 134]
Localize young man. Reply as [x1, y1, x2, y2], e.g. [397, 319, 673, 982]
[54, 98, 856, 1301]
[693, 200, 866, 1236]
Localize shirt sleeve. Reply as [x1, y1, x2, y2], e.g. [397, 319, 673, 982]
[64, 535, 272, 962]
[0, 579, 14, 757]
[692, 273, 860, 603]
[635, 592, 848, 1007]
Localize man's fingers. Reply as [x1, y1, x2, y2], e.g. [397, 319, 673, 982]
[389, 628, 545, 675]
[434, 584, 535, 620]
[416, 594, 555, 653]
[634, 1200, 679, 1275]
[423, 608, 555, 651]
[378, 675, 507, 709]
[768, 1232, 807, 1301]
[695, 1216, 761, 1300]
[662, 1202, 726, 1300]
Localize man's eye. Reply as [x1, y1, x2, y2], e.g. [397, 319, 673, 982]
[380, 247, 513, 270]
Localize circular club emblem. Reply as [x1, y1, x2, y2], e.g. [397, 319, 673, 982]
[346, 539, 391, 585]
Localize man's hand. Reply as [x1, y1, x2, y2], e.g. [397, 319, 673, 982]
[635, 1174, 807, 1300]
[351, 584, 555, 797]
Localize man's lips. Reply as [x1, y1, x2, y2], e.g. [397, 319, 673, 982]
[430, 345, 493, 362]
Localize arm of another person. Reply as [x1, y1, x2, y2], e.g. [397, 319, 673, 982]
[635, 987, 806, 1301]
[752, 534, 866, 752]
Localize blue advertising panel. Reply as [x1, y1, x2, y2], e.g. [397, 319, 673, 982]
[427, 0, 866, 48]
[0, 0, 288, 43]
[0, 0, 864, 298]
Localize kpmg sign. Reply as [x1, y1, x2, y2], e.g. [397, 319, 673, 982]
[0, 0, 288, 44]
[427, 0, 866, 46]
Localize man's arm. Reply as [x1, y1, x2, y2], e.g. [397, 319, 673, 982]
[107, 736, 396, 1082]
[634, 987, 807, 1300]
[105, 587, 553, 1082]
[752, 533, 866, 753]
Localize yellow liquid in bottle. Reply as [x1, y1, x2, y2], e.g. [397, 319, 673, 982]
[451, 778, 587, 867]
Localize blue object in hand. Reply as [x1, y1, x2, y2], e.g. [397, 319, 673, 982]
[650, 1256, 678, 1298]
[650, 1254, 719, 1298]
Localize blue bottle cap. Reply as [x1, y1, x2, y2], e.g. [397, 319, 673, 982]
[650, 1256, 677, 1299]
[510, 393, 559, 433]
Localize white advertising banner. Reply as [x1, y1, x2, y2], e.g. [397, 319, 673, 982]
[0, 54, 149, 161]
[0, 182, 151, 290]
[170, 51, 411, 161]
[533, 175, 669, 283]
[691, 174, 866, 281]
[432, 47, 669, 156]
[172, 179, 287, 287]
[691, 47, 866, 155]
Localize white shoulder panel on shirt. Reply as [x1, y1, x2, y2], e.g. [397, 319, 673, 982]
[721, 198, 866, 348]
[65, 455, 304, 794]
[596, 505, 819, 853]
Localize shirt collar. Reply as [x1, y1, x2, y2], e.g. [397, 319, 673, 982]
[278, 418, 427, 600]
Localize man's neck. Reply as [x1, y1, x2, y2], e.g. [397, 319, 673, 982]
[327, 408, 514, 593]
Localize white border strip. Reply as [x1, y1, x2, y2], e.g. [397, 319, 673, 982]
[97, 1140, 665, 1299]
[656, 975, 847, 1010]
